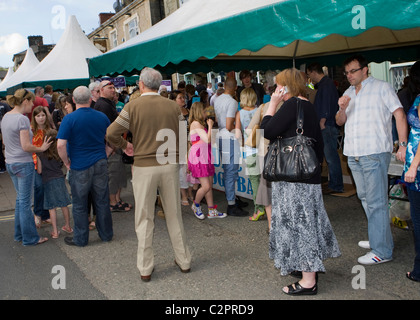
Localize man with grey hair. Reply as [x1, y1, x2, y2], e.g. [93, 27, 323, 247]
[107, 67, 191, 281]
[89, 81, 101, 108]
[57, 86, 113, 247]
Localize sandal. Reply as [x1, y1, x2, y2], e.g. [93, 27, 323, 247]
[406, 272, 420, 282]
[181, 199, 189, 206]
[37, 237, 49, 245]
[61, 226, 73, 234]
[283, 281, 317, 296]
[249, 210, 265, 221]
[110, 202, 130, 212]
[51, 231, 60, 239]
[118, 200, 132, 210]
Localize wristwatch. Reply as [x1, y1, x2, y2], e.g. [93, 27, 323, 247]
[399, 141, 407, 147]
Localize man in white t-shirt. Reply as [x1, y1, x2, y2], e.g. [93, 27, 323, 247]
[336, 54, 408, 266]
[214, 77, 247, 216]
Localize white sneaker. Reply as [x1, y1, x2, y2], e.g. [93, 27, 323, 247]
[192, 203, 205, 220]
[357, 252, 392, 265]
[358, 241, 371, 249]
[207, 206, 227, 219]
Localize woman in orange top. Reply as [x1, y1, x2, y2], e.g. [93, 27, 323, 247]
[31, 106, 52, 227]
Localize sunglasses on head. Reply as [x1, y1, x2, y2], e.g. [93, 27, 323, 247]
[102, 81, 114, 88]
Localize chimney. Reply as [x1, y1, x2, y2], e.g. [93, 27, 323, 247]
[28, 36, 44, 47]
[99, 13, 115, 25]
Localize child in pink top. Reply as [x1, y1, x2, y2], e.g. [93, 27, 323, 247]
[188, 102, 226, 220]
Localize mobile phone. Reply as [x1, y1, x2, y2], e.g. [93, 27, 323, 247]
[279, 86, 288, 95]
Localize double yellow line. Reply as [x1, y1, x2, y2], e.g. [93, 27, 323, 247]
[0, 214, 14, 222]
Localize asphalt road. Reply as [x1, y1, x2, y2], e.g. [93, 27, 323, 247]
[1, 187, 419, 307]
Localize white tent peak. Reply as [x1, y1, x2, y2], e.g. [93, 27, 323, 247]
[24, 15, 102, 83]
[0, 48, 39, 91]
[0, 67, 15, 87]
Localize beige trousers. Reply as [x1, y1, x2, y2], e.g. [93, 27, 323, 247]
[132, 164, 191, 276]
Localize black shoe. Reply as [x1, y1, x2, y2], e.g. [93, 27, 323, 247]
[64, 236, 78, 246]
[283, 281, 317, 296]
[235, 196, 249, 208]
[227, 204, 247, 216]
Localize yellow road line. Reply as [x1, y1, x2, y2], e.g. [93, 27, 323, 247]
[0, 215, 14, 221]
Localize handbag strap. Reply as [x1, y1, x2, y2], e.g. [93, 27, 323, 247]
[296, 98, 304, 134]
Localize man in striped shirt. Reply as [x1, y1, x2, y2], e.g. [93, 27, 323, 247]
[336, 54, 408, 266]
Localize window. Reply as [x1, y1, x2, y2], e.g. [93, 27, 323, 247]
[125, 16, 139, 40]
[110, 30, 118, 48]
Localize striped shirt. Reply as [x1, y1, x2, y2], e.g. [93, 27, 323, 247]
[342, 76, 402, 157]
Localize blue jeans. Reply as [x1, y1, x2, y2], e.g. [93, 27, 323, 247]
[322, 126, 344, 192]
[33, 171, 50, 220]
[7, 162, 40, 246]
[348, 152, 393, 259]
[407, 188, 420, 279]
[69, 159, 113, 246]
[218, 136, 240, 205]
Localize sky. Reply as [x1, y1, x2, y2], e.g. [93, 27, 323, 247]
[0, 0, 115, 68]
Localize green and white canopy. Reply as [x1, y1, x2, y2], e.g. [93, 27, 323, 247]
[88, 0, 420, 78]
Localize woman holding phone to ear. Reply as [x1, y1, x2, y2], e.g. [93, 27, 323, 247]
[260, 68, 341, 296]
[1, 89, 53, 246]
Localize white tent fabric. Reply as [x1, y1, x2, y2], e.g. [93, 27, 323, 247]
[108, 0, 281, 54]
[0, 67, 15, 88]
[0, 48, 39, 92]
[22, 15, 102, 85]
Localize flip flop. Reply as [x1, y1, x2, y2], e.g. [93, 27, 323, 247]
[51, 231, 60, 239]
[61, 226, 73, 233]
[37, 237, 49, 245]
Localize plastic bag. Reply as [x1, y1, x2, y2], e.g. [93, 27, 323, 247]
[388, 183, 411, 229]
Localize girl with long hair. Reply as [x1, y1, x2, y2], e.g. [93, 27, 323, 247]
[31, 106, 52, 227]
[188, 102, 226, 219]
[36, 129, 72, 239]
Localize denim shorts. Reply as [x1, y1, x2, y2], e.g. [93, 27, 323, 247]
[43, 176, 71, 210]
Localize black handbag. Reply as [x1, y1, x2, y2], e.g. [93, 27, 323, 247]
[263, 98, 319, 182]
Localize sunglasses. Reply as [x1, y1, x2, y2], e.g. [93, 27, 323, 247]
[102, 81, 114, 88]
[22, 89, 30, 100]
[343, 67, 363, 76]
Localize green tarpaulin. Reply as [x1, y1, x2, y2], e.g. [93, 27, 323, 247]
[88, 0, 420, 78]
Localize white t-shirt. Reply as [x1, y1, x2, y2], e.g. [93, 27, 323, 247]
[214, 94, 238, 138]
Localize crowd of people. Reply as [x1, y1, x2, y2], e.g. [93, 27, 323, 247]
[1, 55, 420, 296]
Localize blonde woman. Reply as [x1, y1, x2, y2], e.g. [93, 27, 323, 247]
[235, 88, 266, 222]
[1, 89, 52, 245]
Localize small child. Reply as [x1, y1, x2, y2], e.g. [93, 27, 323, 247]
[188, 102, 226, 219]
[37, 129, 72, 238]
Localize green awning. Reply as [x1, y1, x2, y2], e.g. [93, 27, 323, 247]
[88, 0, 420, 78]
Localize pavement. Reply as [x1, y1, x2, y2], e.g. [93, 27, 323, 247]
[0, 167, 419, 305]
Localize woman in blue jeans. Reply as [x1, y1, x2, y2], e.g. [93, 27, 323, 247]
[402, 61, 420, 282]
[1, 89, 52, 245]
